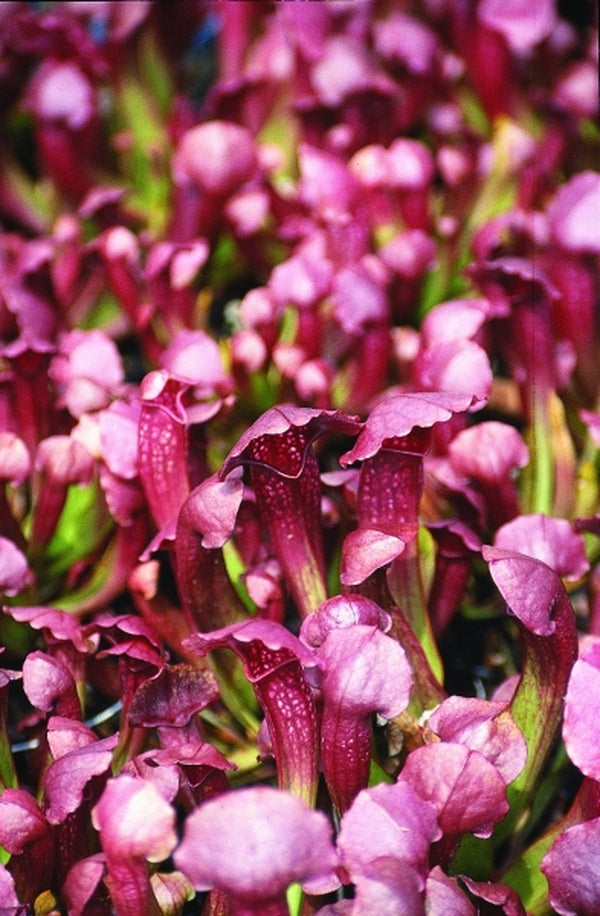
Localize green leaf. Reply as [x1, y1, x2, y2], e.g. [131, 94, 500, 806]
[502, 837, 553, 916]
[449, 832, 493, 881]
[368, 756, 393, 787]
[387, 526, 443, 685]
[222, 540, 255, 613]
[37, 481, 113, 587]
[112, 70, 172, 234]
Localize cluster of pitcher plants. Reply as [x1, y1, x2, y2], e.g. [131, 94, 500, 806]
[0, 1, 599, 914]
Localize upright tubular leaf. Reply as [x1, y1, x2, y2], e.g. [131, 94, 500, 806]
[482, 547, 578, 847]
